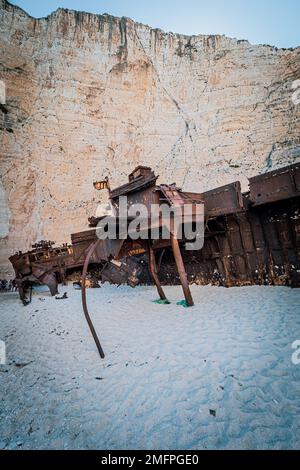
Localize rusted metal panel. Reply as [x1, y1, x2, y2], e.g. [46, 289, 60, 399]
[71, 229, 96, 245]
[249, 162, 300, 206]
[128, 166, 155, 182]
[201, 181, 244, 218]
[294, 165, 300, 192]
[236, 213, 255, 253]
[101, 256, 142, 287]
[122, 186, 157, 214]
[110, 173, 158, 199]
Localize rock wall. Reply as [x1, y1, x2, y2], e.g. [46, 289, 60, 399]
[0, 0, 300, 275]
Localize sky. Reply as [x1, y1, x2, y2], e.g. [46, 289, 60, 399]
[10, 0, 300, 48]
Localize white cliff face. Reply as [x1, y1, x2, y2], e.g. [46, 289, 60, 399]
[0, 0, 300, 275]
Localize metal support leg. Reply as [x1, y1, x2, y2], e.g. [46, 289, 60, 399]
[171, 233, 194, 307]
[17, 279, 29, 306]
[82, 239, 105, 359]
[41, 272, 59, 296]
[148, 243, 167, 300]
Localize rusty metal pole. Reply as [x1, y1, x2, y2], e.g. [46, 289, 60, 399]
[82, 239, 105, 359]
[170, 232, 194, 307]
[148, 242, 167, 300]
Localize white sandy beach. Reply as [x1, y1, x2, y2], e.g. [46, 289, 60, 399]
[0, 284, 300, 450]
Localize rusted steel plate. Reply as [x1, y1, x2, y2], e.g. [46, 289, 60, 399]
[111, 174, 158, 199]
[249, 162, 300, 206]
[101, 256, 142, 287]
[201, 181, 244, 218]
[71, 229, 96, 245]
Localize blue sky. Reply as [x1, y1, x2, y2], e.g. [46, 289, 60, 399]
[10, 0, 300, 48]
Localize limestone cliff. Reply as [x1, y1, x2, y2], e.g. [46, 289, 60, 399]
[0, 0, 300, 275]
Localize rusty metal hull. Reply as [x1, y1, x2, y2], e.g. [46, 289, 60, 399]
[171, 197, 299, 288]
[9, 163, 300, 299]
[157, 163, 300, 288]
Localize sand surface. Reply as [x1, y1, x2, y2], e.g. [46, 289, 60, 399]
[0, 284, 300, 450]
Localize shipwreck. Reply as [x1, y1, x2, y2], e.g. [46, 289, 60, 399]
[9, 162, 300, 358]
